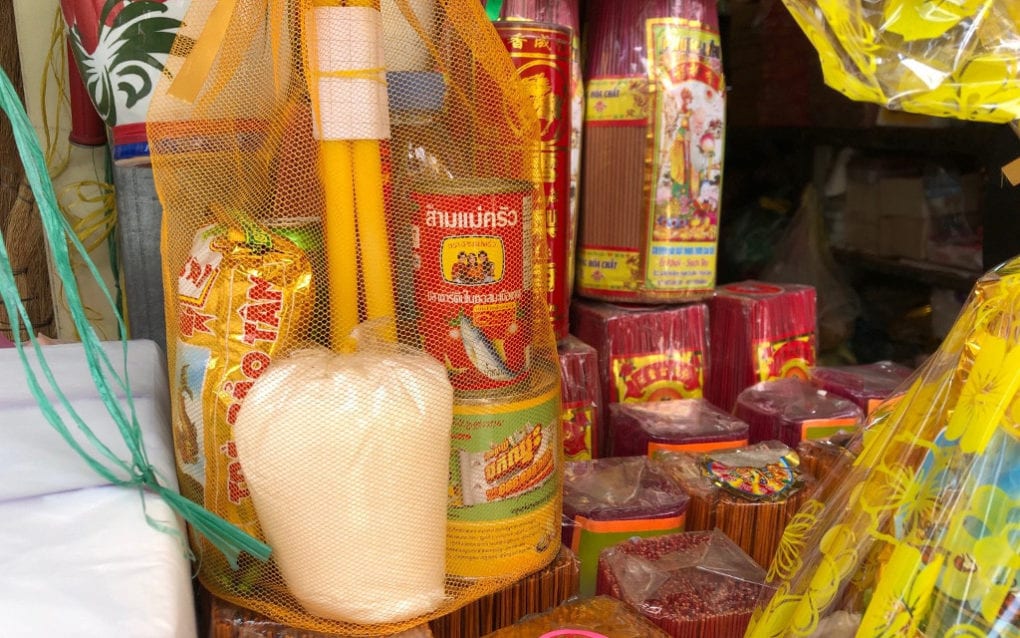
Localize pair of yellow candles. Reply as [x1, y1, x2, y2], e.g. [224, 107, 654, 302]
[309, 0, 396, 350]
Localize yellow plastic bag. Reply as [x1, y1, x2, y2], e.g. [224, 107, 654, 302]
[782, 0, 1020, 123]
[147, 0, 561, 634]
[747, 257, 1020, 637]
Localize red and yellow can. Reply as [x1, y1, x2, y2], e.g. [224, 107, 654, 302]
[411, 178, 534, 393]
[494, 21, 571, 340]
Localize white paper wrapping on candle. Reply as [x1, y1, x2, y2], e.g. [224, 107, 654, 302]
[307, 6, 391, 140]
[381, 0, 436, 72]
[233, 346, 452, 624]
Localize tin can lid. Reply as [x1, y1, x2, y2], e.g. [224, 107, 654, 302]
[386, 71, 446, 113]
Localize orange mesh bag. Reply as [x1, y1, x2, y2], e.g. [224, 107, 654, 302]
[147, 0, 562, 634]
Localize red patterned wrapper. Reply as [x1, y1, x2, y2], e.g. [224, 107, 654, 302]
[810, 361, 913, 415]
[610, 398, 749, 457]
[494, 21, 572, 340]
[558, 335, 602, 460]
[734, 377, 864, 448]
[570, 299, 709, 457]
[596, 530, 768, 638]
[706, 280, 817, 412]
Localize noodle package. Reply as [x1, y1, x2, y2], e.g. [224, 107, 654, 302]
[782, 0, 1020, 123]
[148, 0, 561, 634]
[747, 257, 1020, 637]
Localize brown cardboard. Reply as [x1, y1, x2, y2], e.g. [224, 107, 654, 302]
[878, 177, 928, 219]
[880, 216, 929, 260]
[1002, 157, 1020, 186]
[844, 221, 878, 254]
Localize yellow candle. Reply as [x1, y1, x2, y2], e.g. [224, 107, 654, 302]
[352, 139, 396, 338]
[320, 140, 360, 350]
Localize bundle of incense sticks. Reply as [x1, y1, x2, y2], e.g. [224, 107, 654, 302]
[610, 398, 749, 457]
[427, 547, 580, 638]
[705, 281, 817, 412]
[797, 432, 857, 500]
[558, 335, 602, 460]
[562, 456, 689, 596]
[734, 377, 864, 448]
[655, 442, 815, 568]
[481, 596, 670, 637]
[570, 299, 709, 456]
[578, 0, 725, 304]
[810, 361, 913, 415]
[596, 530, 768, 638]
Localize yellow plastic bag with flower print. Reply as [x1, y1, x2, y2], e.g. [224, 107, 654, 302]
[782, 0, 1020, 123]
[746, 257, 1020, 637]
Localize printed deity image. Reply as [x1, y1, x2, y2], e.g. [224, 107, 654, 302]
[651, 21, 725, 245]
[412, 179, 534, 392]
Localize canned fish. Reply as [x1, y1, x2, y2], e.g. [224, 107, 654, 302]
[447, 372, 562, 578]
[494, 22, 571, 340]
[411, 178, 534, 392]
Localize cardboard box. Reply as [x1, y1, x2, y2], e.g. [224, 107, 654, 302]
[879, 177, 928, 219]
[880, 215, 930, 260]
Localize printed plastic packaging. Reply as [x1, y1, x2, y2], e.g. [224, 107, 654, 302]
[570, 298, 709, 455]
[597, 530, 770, 638]
[562, 456, 689, 596]
[706, 281, 816, 412]
[656, 442, 815, 568]
[782, 0, 1020, 123]
[810, 360, 913, 415]
[734, 377, 864, 447]
[610, 397, 750, 457]
[747, 257, 1020, 638]
[557, 335, 602, 460]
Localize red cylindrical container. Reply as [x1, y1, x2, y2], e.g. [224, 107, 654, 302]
[66, 42, 106, 147]
[493, 21, 571, 340]
[411, 178, 534, 393]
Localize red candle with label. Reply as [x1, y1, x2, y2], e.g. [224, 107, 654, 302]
[558, 335, 602, 460]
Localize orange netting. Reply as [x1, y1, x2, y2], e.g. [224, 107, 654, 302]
[147, 0, 561, 634]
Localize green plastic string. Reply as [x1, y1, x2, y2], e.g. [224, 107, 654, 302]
[485, 0, 505, 21]
[0, 67, 270, 568]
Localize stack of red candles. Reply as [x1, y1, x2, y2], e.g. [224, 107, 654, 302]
[570, 299, 709, 455]
[706, 281, 817, 412]
[596, 530, 767, 638]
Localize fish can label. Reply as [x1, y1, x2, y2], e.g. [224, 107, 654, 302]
[447, 376, 562, 577]
[411, 178, 533, 392]
[494, 22, 572, 340]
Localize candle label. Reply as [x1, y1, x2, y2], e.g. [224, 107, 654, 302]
[704, 454, 797, 501]
[447, 378, 561, 577]
[577, 246, 642, 295]
[411, 179, 534, 392]
[495, 23, 572, 340]
[584, 76, 651, 126]
[561, 401, 595, 461]
[611, 351, 705, 404]
[648, 438, 749, 455]
[755, 333, 816, 382]
[173, 224, 314, 542]
[643, 17, 725, 294]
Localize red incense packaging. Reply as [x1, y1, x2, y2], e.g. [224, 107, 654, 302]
[810, 360, 913, 415]
[558, 335, 602, 460]
[706, 281, 817, 412]
[734, 377, 864, 447]
[570, 299, 709, 456]
[609, 398, 749, 457]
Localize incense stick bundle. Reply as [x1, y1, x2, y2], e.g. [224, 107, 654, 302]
[610, 398, 749, 457]
[570, 299, 709, 456]
[428, 548, 580, 638]
[734, 377, 864, 447]
[809, 361, 913, 415]
[705, 281, 817, 412]
[480, 596, 670, 637]
[562, 456, 689, 596]
[656, 443, 815, 568]
[578, 0, 725, 303]
[596, 531, 768, 638]
[557, 335, 602, 460]
[796, 432, 857, 500]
